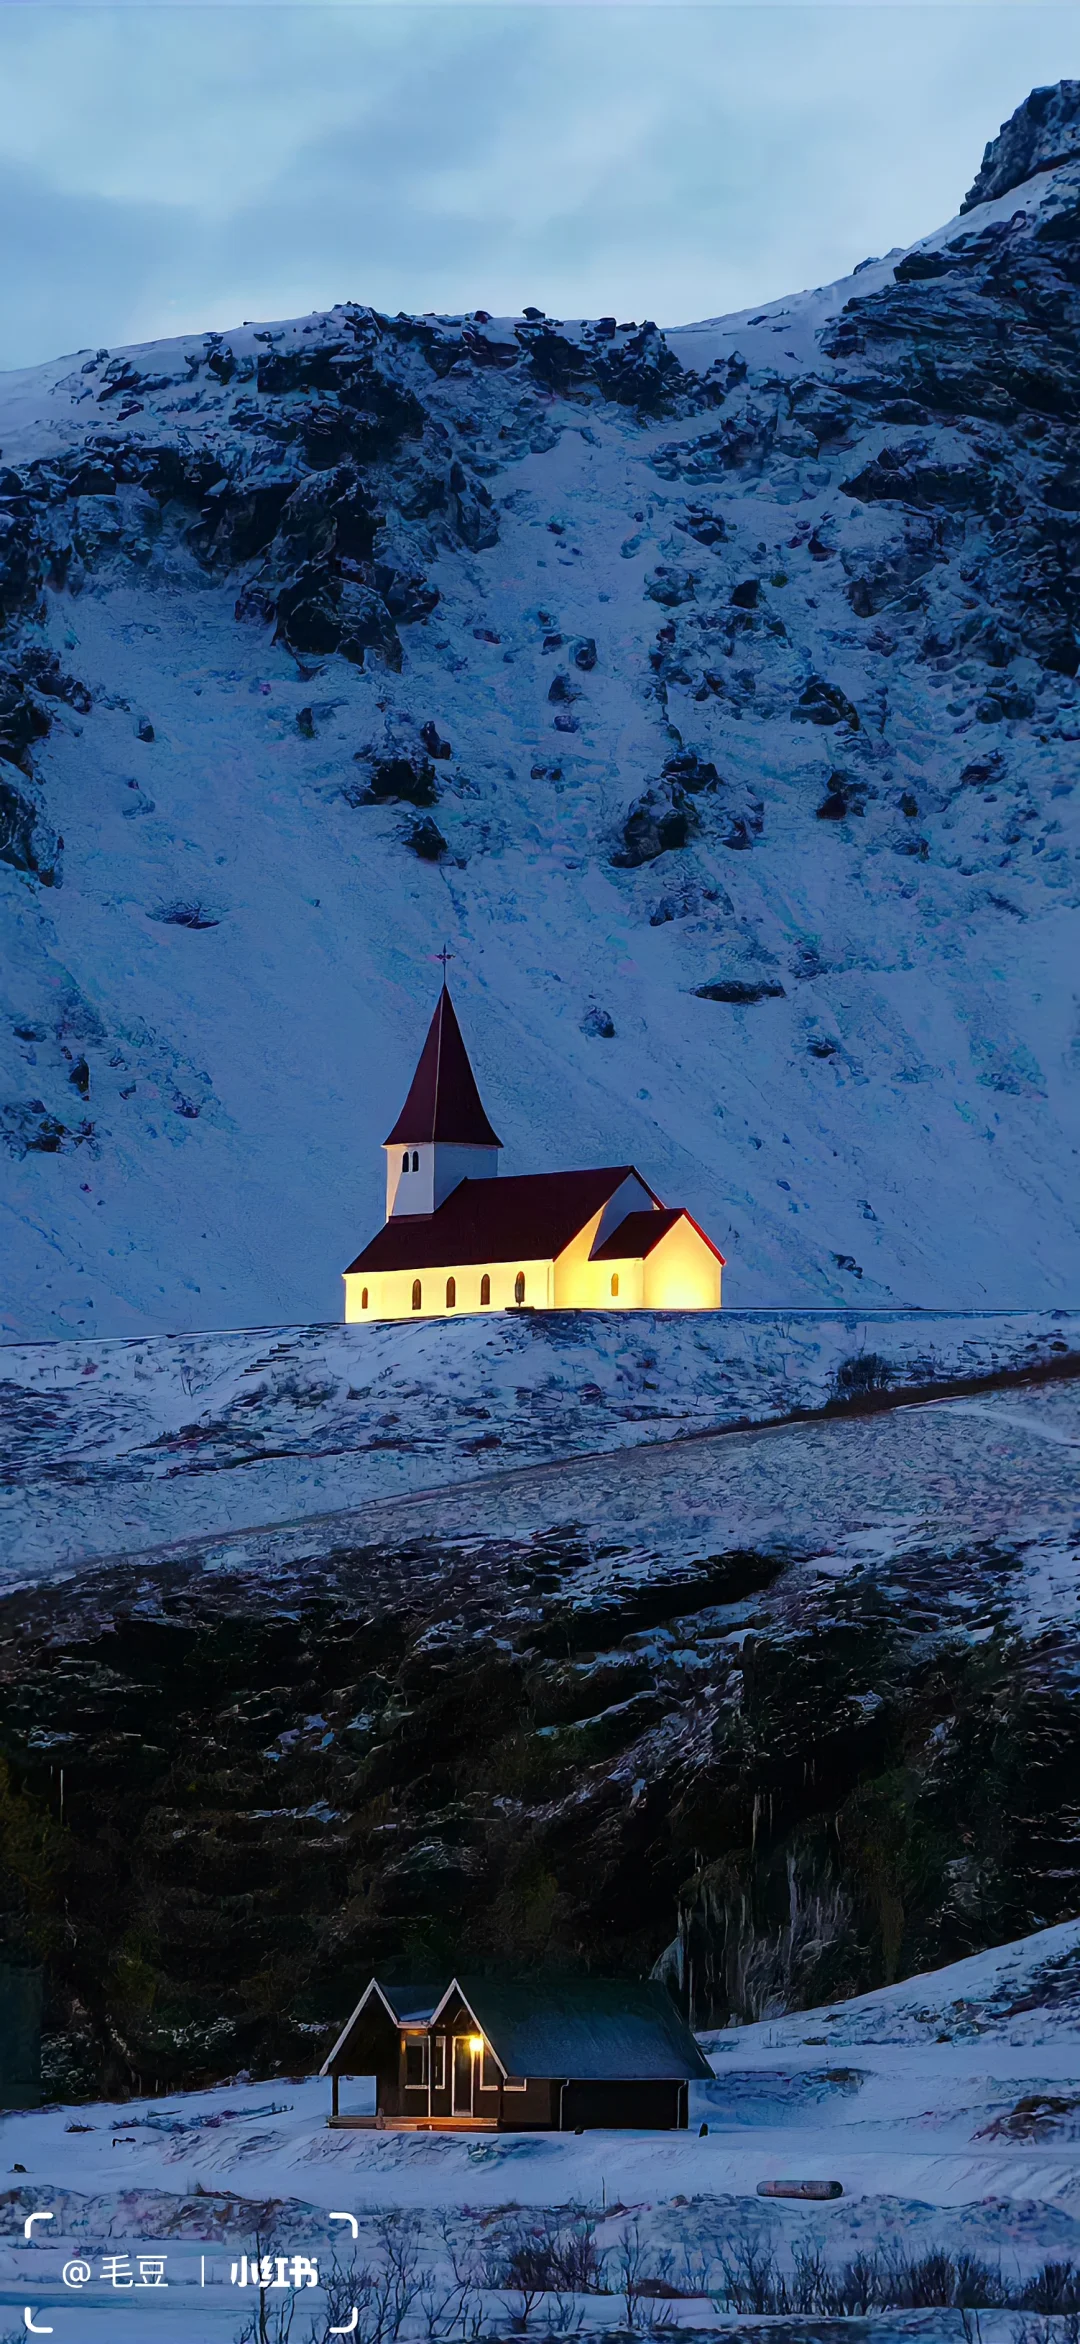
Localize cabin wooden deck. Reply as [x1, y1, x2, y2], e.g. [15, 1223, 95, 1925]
[328, 2113, 500, 2131]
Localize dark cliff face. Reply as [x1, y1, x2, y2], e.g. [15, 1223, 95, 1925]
[963, 79, 1080, 211]
[0, 1521, 1077, 2099]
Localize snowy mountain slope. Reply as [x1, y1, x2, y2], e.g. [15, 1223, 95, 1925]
[2, 85, 1080, 1339]
[2, 1304, 1077, 1576]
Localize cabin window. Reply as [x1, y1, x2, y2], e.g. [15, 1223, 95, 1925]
[402, 1151, 409, 1173]
[610, 1273, 619, 1297]
[446, 1276, 456, 1308]
[514, 1272, 526, 1305]
[480, 1274, 491, 1307]
[412, 1279, 422, 1311]
[404, 2037, 427, 2088]
[412, 1150, 420, 1172]
[361, 1287, 369, 1311]
[480, 2048, 501, 2091]
[432, 2036, 446, 2091]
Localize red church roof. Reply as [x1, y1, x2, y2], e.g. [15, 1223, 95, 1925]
[345, 1167, 653, 1275]
[592, 1208, 726, 1266]
[384, 986, 502, 1150]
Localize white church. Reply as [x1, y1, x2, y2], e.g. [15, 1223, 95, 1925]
[343, 985, 724, 1324]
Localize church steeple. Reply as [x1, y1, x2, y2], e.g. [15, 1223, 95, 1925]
[383, 984, 502, 1219]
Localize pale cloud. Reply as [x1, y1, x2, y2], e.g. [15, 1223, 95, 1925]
[0, 5, 1078, 369]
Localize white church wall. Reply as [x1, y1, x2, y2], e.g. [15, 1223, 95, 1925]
[345, 1255, 553, 1324]
[384, 1141, 500, 1220]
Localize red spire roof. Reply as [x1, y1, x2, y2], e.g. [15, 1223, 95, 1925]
[384, 985, 502, 1150]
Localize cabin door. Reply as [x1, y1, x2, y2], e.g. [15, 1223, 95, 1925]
[452, 2036, 474, 2115]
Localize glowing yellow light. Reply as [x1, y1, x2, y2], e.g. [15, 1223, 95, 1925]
[468, 2036, 484, 2054]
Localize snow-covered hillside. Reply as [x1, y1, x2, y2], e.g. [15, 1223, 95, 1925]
[6, 1925, 1080, 2344]
[2, 85, 1080, 1338]
[2, 1304, 1077, 1576]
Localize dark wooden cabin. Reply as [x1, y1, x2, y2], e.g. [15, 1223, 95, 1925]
[320, 1974, 713, 2130]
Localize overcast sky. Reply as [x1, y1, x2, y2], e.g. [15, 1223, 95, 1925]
[1, 3, 1078, 370]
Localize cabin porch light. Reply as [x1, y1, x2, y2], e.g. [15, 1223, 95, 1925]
[468, 2035, 484, 2054]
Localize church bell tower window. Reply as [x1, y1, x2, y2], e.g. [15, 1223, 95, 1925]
[480, 1274, 491, 1306]
[412, 1279, 422, 1311]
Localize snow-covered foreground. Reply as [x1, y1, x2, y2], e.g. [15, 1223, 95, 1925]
[2, 1305, 1077, 1577]
[5, 1923, 1080, 2340]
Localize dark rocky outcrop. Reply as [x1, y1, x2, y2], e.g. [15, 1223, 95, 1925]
[348, 753, 439, 808]
[612, 780, 697, 866]
[405, 815, 447, 860]
[963, 80, 1080, 211]
[0, 777, 59, 883]
[791, 676, 861, 730]
[0, 670, 50, 772]
[695, 977, 786, 1004]
[2, 1519, 1076, 2095]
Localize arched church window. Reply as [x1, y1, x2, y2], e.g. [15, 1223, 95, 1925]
[412, 1279, 422, 1311]
[412, 1150, 419, 1172]
[480, 1274, 491, 1306]
[361, 1287, 369, 1310]
[402, 1151, 409, 1173]
[446, 1276, 456, 1308]
[514, 1272, 526, 1305]
[610, 1273, 619, 1297]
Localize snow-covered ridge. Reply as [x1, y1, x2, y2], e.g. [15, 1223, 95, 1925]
[1, 1304, 1076, 1576]
[2, 94, 1080, 1340]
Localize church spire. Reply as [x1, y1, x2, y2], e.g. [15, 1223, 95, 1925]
[383, 984, 502, 1220]
[385, 984, 502, 1151]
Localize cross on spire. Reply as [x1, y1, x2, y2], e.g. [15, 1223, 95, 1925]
[436, 942, 455, 979]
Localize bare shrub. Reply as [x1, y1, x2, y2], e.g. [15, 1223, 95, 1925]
[1019, 2260, 1080, 2315]
[489, 2210, 607, 2297]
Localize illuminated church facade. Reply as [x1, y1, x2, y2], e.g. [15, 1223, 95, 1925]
[343, 985, 724, 1324]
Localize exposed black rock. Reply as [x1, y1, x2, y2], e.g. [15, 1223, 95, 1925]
[349, 753, 438, 808]
[405, 815, 448, 860]
[580, 1005, 616, 1039]
[695, 977, 786, 1003]
[0, 776, 59, 883]
[0, 670, 50, 772]
[792, 676, 861, 730]
[663, 750, 721, 792]
[674, 504, 728, 548]
[963, 80, 1080, 211]
[612, 781, 697, 866]
[274, 567, 402, 669]
[816, 771, 869, 820]
[151, 902, 221, 930]
[645, 564, 697, 607]
[420, 720, 452, 759]
[0, 1101, 91, 1157]
[17, 650, 91, 713]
